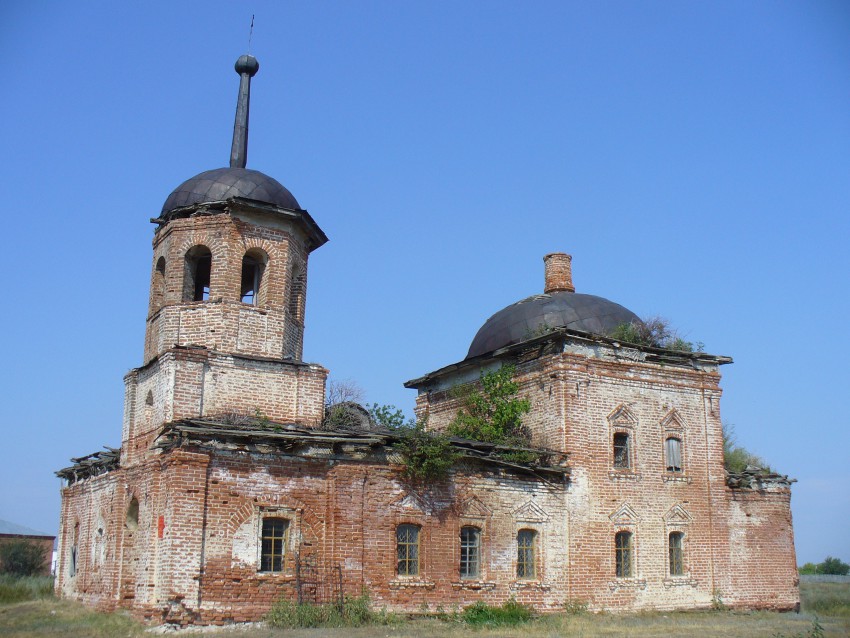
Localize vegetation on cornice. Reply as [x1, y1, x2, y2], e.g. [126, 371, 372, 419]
[608, 316, 703, 353]
[447, 365, 536, 464]
[722, 422, 773, 474]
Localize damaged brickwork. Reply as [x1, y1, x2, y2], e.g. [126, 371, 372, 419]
[54, 53, 798, 626]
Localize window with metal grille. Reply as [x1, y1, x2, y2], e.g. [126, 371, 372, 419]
[665, 437, 683, 472]
[516, 529, 536, 579]
[460, 526, 481, 579]
[396, 524, 420, 576]
[613, 432, 630, 469]
[669, 531, 684, 576]
[615, 531, 633, 577]
[260, 517, 289, 572]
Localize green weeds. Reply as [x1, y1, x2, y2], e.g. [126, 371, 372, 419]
[0, 575, 54, 604]
[265, 593, 398, 629]
[460, 599, 534, 627]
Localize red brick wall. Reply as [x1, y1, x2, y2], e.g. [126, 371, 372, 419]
[143, 210, 311, 365]
[722, 487, 799, 610]
[414, 341, 798, 612]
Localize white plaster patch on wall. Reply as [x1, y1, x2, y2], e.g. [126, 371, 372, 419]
[566, 467, 591, 517]
[231, 518, 257, 567]
[344, 557, 361, 571]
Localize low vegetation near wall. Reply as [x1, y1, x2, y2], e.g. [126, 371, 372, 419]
[0, 575, 53, 604]
[2, 579, 848, 637]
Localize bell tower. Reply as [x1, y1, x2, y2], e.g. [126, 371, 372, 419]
[122, 55, 329, 465]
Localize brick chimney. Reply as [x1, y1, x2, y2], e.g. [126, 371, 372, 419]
[543, 253, 575, 294]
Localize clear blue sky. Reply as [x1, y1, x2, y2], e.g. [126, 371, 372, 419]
[0, 1, 847, 565]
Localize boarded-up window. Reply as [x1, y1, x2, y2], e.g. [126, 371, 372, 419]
[613, 433, 630, 469]
[665, 437, 683, 472]
[669, 531, 684, 576]
[260, 518, 289, 572]
[396, 524, 420, 576]
[615, 531, 633, 578]
[517, 529, 536, 579]
[460, 526, 481, 579]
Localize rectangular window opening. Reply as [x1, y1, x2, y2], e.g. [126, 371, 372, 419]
[615, 531, 633, 578]
[396, 524, 420, 577]
[613, 432, 630, 469]
[460, 526, 481, 579]
[669, 532, 684, 576]
[665, 437, 683, 473]
[260, 517, 289, 572]
[517, 529, 536, 579]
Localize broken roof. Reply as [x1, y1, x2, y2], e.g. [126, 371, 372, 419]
[407, 326, 733, 389]
[56, 417, 570, 487]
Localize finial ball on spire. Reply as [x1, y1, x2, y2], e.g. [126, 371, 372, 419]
[235, 55, 259, 77]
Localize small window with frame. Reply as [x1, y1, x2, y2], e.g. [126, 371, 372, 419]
[260, 517, 289, 572]
[613, 432, 631, 469]
[396, 524, 420, 577]
[665, 437, 683, 473]
[516, 529, 536, 579]
[615, 530, 633, 578]
[459, 526, 481, 579]
[668, 531, 685, 576]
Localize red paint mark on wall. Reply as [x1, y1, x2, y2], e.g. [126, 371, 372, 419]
[158, 515, 165, 539]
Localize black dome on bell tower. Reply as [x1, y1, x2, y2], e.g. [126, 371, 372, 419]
[160, 55, 300, 216]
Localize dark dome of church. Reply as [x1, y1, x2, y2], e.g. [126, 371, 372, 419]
[161, 167, 300, 215]
[466, 291, 641, 359]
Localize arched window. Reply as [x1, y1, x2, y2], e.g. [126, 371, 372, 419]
[151, 257, 166, 310]
[126, 497, 139, 531]
[260, 517, 289, 572]
[184, 246, 212, 302]
[615, 531, 633, 578]
[669, 531, 684, 576]
[665, 437, 683, 473]
[396, 524, 420, 576]
[460, 526, 481, 579]
[240, 249, 268, 305]
[516, 529, 536, 579]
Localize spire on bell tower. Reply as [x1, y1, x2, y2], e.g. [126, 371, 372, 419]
[230, 54, 259, 169]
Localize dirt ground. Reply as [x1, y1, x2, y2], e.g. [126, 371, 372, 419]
[2, 582, 849, 638]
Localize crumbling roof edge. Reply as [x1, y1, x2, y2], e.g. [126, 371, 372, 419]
[154, 197, 328, 251]
[725, 468, 796, 489]
[155, 418, 570, 481]
[405, 327, 732, 388]
[56, 446, 121, 484]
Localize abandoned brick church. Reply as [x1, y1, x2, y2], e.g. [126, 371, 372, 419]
[55, 55, 798, 625]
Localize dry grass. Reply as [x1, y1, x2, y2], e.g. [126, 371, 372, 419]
[1, 582, 848, 638]
[0, 598, 145, 638]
